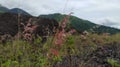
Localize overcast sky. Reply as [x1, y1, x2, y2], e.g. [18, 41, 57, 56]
[0, 0, 120, 29]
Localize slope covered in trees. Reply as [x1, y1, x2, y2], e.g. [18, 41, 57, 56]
[40, 13, 120, 34]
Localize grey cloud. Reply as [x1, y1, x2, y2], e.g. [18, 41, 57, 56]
[0, 0, 120, 29]
[101, 19, 120, 26]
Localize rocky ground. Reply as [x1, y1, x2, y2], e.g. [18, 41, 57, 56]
[54, 42, 120, 67]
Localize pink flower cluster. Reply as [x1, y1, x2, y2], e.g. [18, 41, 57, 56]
[48, 12, 76, 58]
[50, 48, 59, 57]
[22, 18, 38, 42]
[54, 12, 74, 47]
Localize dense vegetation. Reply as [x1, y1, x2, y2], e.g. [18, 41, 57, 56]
[1, 4, 120, 34]
[0, 33, 120, 67]
[40, 13, 120, 34]
[0, 4, 120, 67]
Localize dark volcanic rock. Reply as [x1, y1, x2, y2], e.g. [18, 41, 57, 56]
[84, 42, 120, 67]
[0, 13, 31, 36]
[53, 55, 81, 67]
[34, 17, 58, 36]
[0, 13, 59, 40]
[53, 42, 120, 67]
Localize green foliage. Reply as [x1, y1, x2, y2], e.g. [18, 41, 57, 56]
[1, 60, 31, 67]
[0, 5, 9, 13]
[39, 13, 120, 34]
[0, 33, 120, 67]
[33, 37, 42, 45]
[107, 59, 120, 67]
[1, 60, 11, 67]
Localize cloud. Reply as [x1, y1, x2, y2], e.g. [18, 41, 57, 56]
[0, 0, 120, 29]
[96, 17, 120, 29]
[101, 19, 120, 26]
[0, 0, 67, 15]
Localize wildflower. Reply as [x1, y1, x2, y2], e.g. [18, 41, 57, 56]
[47, 53, 51, 59]
[68, 29, 76, 34]
[53, 13, 73, 47]
[48, 12, 73, 60]
[50, 48, 59, 57]
[22, 18, 38, 42]
[23, 33, 32, 41]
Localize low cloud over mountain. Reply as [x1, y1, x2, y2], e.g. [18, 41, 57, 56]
[0, 0, 120, 29]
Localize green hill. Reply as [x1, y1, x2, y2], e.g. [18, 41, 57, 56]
[0, 4, 120, 34]
[0, 4, 9, 13]
[9, 8, 31, 16]
[39, 13, 120, 34]
[0, 5, 31, 16]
